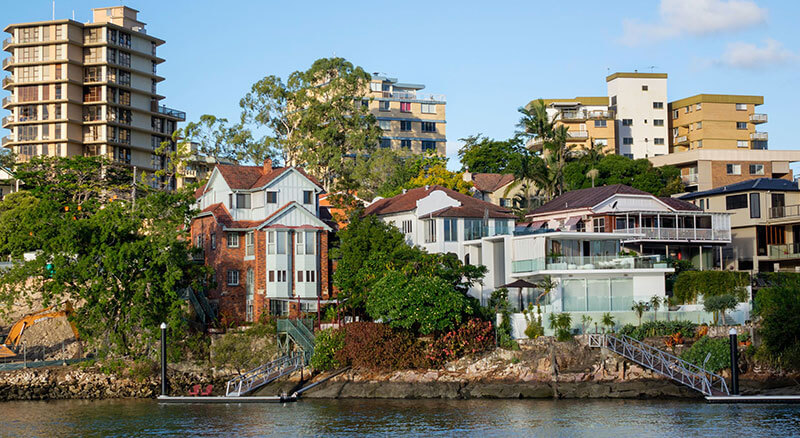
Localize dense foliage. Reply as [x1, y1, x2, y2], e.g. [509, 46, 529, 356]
[457, 134, 522, 174]
[673, 270, 749, 304]
[681, 336, 731, 373]
[703, 295, 739, 325]
[310, 328, 346, 371]
[618, 321, 697, 340]
[427, 318, 494, 366]
[548, 313, 573, 341]
[755, 276, 800, 370]
[336, 322, 429, 370]
[0, 156, 209, 356]
[211, 323, 278, 373]
[562, 154, 683, 196]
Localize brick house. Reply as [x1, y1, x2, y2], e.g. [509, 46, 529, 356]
[191, 159, 333, 323]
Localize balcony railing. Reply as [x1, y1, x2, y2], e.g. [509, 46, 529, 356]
[1, 136, 13, 147]
[2, 76, 13, 88]
[379, 91, 446, 102]
[512, 255, 667, 274]
[1, 115, 11, 128]
[588, 110, 614, 119]
[183, 169, 197, 178]
[2, 57, 13, 69]
[769, 204, 800, 219]
[157, 105, 186, 121]
[751, 132, 768, 141]
[560, 111, 587, 121]
[566, 131, 589, 139]
[2, 38, 12, 50]
[768, 243, 800, 260]
[616, 226, 731, 241]
[681, 173, 699, 185]
[750, 113, 768, 124]
[1, 96, 13, 107]
[674, 135, 688, 144]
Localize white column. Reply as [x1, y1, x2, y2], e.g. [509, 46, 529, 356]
[693, 215, 697, 240]
[699, 246, 703, 270]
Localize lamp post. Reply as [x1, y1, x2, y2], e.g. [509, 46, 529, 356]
[160, 322, 168, 397]
[729, 328, 739, 395]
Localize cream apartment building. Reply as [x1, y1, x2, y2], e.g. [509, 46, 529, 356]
[606, 72, 669, 159]
[366, 75, 446, 156]
[540, 96, 616, 154]
[2, 6, 184, 188]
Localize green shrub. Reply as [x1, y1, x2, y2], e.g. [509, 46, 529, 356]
[548, 312, 573, 342]
[99, 358, 127, 375]
[428, 318, 494, 366]
[681, 336, 731, 373]
[673, 271, 748, 304]
[337, 322, 429, 370]
[310, 328, 345, 371]
[755, 279, 800, 370]
[130, 359, 157, 382]
[618, 320, 697, 340]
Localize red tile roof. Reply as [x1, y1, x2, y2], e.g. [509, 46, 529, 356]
[215, 164, 323, 191]
[658, 197, 701, 211]
[529, 184, 650, 215]
[470, 173, 515, 193]
[363, 185, 515, 219]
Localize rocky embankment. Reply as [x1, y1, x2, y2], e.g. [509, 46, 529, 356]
[301, 336, 800, 399]
[0, 366, 230, 401]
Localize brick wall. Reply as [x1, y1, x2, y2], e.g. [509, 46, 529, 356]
[711, 161, 791, 188]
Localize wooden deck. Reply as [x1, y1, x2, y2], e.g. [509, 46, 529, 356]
[706, 395, 800, 404]
[157, 395, 296, 404]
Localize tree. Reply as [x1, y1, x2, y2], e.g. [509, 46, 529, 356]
[562, 154, 684, 196]
[631, 301, 650, 326]
[534, 276, 556, 315]
[601, 312, 616, 333]
[457, 134, 521, 173]
[405, 159, 473, 195]
[703, 294, 738, 326]
[755, 276, 800, 370]
[349, 148, 412, 200]
[580, 315, 593, 334]
[517, 100, 574, 199]
[650, 295, 662, 321]
[548, 312, 573, 341]
[0, 157, 210, 356]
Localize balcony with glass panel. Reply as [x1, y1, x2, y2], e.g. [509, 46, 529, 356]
[610, 212, 731, 243]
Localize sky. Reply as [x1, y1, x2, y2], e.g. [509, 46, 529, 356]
[2, 0, 800, 170]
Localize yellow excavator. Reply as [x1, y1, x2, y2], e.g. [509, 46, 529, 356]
[0, 301, 80, 359]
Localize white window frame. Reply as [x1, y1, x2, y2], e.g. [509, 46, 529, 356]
[296, 231, 305, 255]
[227, 270, 239, 286]
[379, 120, 391, 130]
[421, 103, 436, 114]
[749, 164, 765, 175]
[266, 191, 278, 204]
[726, 164, 742, 175]
[737, 140, 749, 148]
[306, 270, 316, 283]
[245, 231, 255, 257]
[424, 219, 436, 243]
[735, 103, 747, 111]
[227, 232, 239, 248]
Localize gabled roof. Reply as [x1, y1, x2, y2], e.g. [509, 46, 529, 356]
[216, 164, 322, 191]
[194, 201, 331, 231]
[530, 185, 650, 215]
[658, 197, 701, 211]
[363, 185, 514, 219]
[470, 173, 515, 193]
[679, 178, 800, 200]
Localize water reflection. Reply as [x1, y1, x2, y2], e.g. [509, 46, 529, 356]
[2, 398, 800, 437]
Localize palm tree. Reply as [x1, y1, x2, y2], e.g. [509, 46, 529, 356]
[580, 315, 593, 334]
[557, 313, 573, 333]
[649, 296, 662, 322]
[535, 276, 557, 315]
[586, 168, 599, 188]
[663, 296, 672, 322]
[601, 312, 616, 333]
[631, 301, 650, 327]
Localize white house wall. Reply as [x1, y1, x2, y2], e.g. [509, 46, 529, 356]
[416, 190, 460, 216]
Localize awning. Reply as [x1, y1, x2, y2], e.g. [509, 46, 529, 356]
[565, 216, 582, 226]
[531, 220, 546, 229]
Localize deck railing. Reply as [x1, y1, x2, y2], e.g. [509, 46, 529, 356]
[511, 254, 666, 274]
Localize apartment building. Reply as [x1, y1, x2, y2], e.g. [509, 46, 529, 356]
[191, 159, 333, 322]
[680, 178, 800, 273]
[606, 72, 669, 159]
[366, 75, 446, 156]
[540, 97, 616, 154]
[2, 6, 184, 188]
[176, 142, 236, 189]
[669, 94, 767, 153]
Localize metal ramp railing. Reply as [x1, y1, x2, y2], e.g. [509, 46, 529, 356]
[225, 353, 303, 397]
[277, 318, 315, 365]
[588, 333, 729, 396]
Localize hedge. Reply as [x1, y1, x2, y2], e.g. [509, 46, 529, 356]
[673, 270, 749, 304]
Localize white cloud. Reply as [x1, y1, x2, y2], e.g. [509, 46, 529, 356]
[620, 0, 767, 46]
[716, 38, 798, 69]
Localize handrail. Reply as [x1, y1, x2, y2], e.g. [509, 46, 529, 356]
[588, 333, 729, 396]
[225, 353, 303, 396]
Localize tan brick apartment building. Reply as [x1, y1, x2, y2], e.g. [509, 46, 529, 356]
[540, 97, 617, 154]
[367, 75, 446, 156]
[191, 160, 333, 323]
[668, 94, 767, 152]
[2, 6, 184, 188]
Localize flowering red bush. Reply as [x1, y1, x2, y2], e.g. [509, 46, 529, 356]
[337, 322, 430, 370]
[428, 318, 494, 366]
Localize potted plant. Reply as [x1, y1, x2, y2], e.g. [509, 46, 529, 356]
[738, 332, 751, 347]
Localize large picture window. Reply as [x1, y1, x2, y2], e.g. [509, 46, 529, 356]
[726, 194, 748, 210]
[444, 218, 458, 242]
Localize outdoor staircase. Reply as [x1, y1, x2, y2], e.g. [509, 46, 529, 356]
[180, 286, 215, 326]
[588, 333, 730, 396]
[277, 318, 315, 365]
[225, 353, 304, 396]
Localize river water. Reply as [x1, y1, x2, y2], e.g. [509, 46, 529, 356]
[2, 398, 800, 437]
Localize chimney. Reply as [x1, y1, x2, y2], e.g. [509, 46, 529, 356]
[263, 158, 273, 173]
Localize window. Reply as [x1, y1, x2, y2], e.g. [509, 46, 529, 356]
[749, 164, 765, 175]
[268, 231, 286, 254]
[593, 217, 605, 233]
[736, 122, 748, 130]
[370, 82, 381, 92]
[726, 194, 748, 210]
[623, 137, 633, 145]
[653, 119, 664, 127]
[737, 140, 749, 148]
[422, 141, 436, 151]
[421, 103, 436, 114]
[380, 138, 391, 149]
[421, 122, 436, 132]
[735, 103, 747, 111]
[444, 218, 458, 242]
[400, 140, 411, 149]
[622, 119, 633, 126]
[672, 110, 679, 119]
[401, 220, 413, 234]
[642, 85, 648, 91]
[610, 96, 617, 105]
[399, 102, 411, 112]
[654, 138, 665, 145]
[594, 139, 608, 147]
[266, 191, 277, 204]
[227, 232, 239, 248]
[210, 233, 216, 250]
[464, 219, 486, 240]
[424, 220, 436, 243]
[696, 122, 702, 129]
[685, 107, 690, 113]
[303, 190, 313, 204]
[726, 164, 741, 175]
[227, 270, 240, 286]
[236, 193, 251, 209]
[699, 199, 705, 210]
[245, 231, 255, 257]
[495, 220, 509, 235]
[296, 231, 315, 255]
[696, 103, 702, 110]
[400, 120, 412, 131]
[195, 234, 203, 249]
[296, 270, 303, 282]
[118, 51, 131, 67]
[749, 193, 761, 218]
[379, 120, 391, 130]
[623, 153, 634, 159]
[695, 140, 703, 148]
[269, 271, 274, 282]
[379, 101, 390, 111]
[276, 270, 287, 282]
[653, 102, 664, 109]
[306, 270, 316, 283]
[594, 120, 607, 128]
